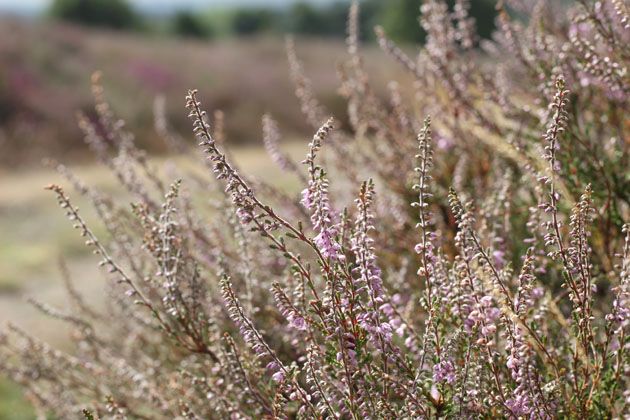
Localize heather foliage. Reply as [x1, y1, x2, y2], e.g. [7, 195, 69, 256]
[3, 0, 630, 419]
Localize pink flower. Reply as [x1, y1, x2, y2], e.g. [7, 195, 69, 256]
[272, 371, 284, 382]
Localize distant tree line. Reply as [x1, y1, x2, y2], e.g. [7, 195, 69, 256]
[49, 0, 139, 30]
[48, 0, 498, 44]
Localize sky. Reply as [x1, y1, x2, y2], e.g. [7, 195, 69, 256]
[0, 0, 339, 15]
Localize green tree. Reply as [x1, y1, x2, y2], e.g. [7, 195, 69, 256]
[380, 0, 425, 43]
[380, 0, 497, 44]
[231, 9, 275, 35]
[285, 3, 325, 35]
[171, 11, 211, 39]
[285, 1, 380, 40]
[49, 0, 139, 30]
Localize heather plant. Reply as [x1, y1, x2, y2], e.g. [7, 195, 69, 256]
[2, 0, 630, 419]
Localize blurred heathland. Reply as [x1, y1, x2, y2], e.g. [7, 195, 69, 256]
[0, 0, 498, 167]
[0, 17, 356, 165]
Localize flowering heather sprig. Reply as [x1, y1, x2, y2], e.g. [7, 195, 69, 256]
[451, 186, 565, 398]
[220, 275, 320, 417]
[304, 344, 339, 418]
[186, 89, 258, 226]
[504, 321, 550, 418]
[351, 179, 391, 342]
[45, 183, 221, 362]
[432, 358, 456, 386]
[412, 117, 447, 383]
[540, 75, 570, 212]
[302, 117, 334, 177]
[567, 185, 596, 329]
[538, 76, 592, 316]
[82, 409, 99, 420]
[453, 0, 476, 50]
[610, 223, 630, 323]
[187, 91, 341, 348]
[26, 297, 94, 335]
[595, 222, 630, 409]
[503, 248, 554, 418]
[571, 33, 629, 96]
[271, 282, 308, 331]
[188, 89, 337, 269]
[104, 395, 129, 420]
[45, 159, 144, 279]
[515, 248, 537, 317]
[346, 2, 359, 57]
[449, 188, 515, 308]
[540, 76, 571, 249]
[413, 117, 436, 285]
[44, 185, 146, 301]
[301, 117, 343, 262]
[156, 180, 185, 317]
[222, 276, 281, 370]
[612, 0, 630, 28]
[448, 188, 521, 415]
[421, 0, 457, 65]
[262, 113, 307, 184]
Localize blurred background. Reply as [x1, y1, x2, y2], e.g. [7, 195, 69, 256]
[0, 0, 496, 417]
[0, 0, 499, 166]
